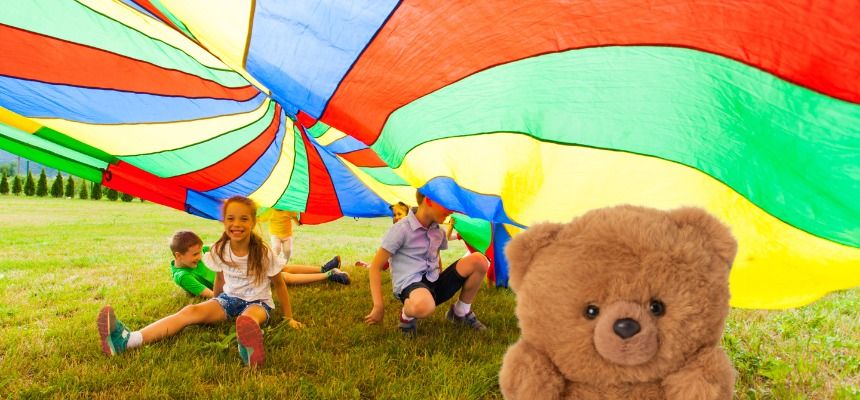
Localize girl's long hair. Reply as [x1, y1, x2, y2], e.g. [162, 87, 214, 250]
[212, 196, 270, 285]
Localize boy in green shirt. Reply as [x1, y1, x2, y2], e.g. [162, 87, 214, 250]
[169, 231, 216, 298]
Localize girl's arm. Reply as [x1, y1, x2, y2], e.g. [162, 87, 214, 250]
[213, 272, 225, 297]
[272, 273, 302, 329]
[364, 248, 392, 325]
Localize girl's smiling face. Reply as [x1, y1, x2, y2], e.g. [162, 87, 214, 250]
[392, 205, 409, 224]
[223, 201, 255, 243]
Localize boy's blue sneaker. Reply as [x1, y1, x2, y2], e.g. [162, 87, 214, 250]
[97, 305, 130, 356]
[328, 268, 351, 285]
[446, 306, 488, 331]
[321, 255, 341, 273]
[399, 311, 417, 337]
[236, 315, 265, 368]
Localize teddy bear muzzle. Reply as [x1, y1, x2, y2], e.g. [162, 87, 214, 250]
[592, 301, 659, 366]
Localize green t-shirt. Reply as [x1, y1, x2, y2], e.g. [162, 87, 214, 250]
[170, 246, 216, 296]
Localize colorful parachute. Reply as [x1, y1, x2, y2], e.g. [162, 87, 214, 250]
[0, 0, 858, 309]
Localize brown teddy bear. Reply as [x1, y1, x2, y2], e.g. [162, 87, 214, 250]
[499, 205, 737, 399]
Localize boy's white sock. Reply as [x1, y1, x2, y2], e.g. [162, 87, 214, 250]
[454, 300, 471, 317]
[400, 308, 415, 322]
[127, 331, 143, 349]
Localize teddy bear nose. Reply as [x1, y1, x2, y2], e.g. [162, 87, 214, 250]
[613, 318, 641, 339]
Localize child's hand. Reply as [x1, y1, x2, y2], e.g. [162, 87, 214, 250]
[286, 318, 304, 330]
[364, 306, 384, 325]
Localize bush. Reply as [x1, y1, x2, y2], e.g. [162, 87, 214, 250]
[64, 177, 75, 198]
[36, 169, 48, 197]
[12, 175, 22, 195]
[24, 171, 35, 196]
[121, 192, 134, 202]
[0, 171, 8, 195]
[78, 181, 89, 199]
[91, 183, 103, 200]
[106, 188, 119, 201]
[50, 171, 64, 198]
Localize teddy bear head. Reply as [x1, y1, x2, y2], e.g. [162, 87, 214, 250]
[505, 205, 736, 383]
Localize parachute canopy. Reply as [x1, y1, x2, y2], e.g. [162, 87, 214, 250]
[0, 0, 858, 309]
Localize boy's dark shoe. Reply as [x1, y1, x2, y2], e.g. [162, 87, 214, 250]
[97, 305, 130, 356]
[399, 312, 417, 337]
[328, 269, 351, 285]
[446, 306, 488, 331]
[236, 315, 265, 368]
[321, 255, 341, 273]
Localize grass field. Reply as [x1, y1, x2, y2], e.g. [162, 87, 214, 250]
[0, 197, 857, 399]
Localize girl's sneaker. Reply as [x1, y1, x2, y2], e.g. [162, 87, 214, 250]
[97, 305, 130, 356]
[236, 315, 265, 368]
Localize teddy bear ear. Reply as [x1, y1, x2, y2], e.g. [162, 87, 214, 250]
[505, 222, 564, 290]
[668, 207, 738, 269]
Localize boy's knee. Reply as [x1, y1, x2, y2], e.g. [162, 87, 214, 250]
[409, 298, 436, 318]
[464, 253, 489, 275]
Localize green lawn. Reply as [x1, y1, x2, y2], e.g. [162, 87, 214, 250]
[0, 197, 857, 399]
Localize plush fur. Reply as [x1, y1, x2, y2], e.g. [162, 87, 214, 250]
[499, 205, 737, 400]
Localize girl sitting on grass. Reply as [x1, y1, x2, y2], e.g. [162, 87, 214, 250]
[97, 195, 303, 368]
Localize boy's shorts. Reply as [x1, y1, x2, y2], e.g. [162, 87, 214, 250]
[398, 261, 467, 305]
[214, 293, 273, 321]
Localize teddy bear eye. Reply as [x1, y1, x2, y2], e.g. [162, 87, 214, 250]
[650, 300, 666, 317]
[584, 305, 600, 319]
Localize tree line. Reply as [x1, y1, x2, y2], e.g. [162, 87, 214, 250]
[0, 169, 139, 202]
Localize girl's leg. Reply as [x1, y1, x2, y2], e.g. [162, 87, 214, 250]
[270, 235, 284, 259]
[240, 304, 269, 325]
[139, 300, 227, 344]
[282, 236, 293, 262]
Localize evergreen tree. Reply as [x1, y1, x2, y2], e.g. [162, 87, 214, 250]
[78, 180, 89, 199]
[12, 175, 22, 195]
[50, 171, 64, 198]
[106, 188, 119, 201]
[121, 192, 134, 202]
[0, 171, 8, 195]
[64, 177, 75, 198]
[91, 183, 103, 200]
[36, 169, 48, 197]
[24, 171, 35, 196]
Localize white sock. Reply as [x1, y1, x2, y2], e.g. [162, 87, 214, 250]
[127, 331, 143, 349]
[454, 300, 471, 317]
[401, 308, 414, 322]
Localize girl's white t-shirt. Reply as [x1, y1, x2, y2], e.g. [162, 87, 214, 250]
[204, 244, 284, 308]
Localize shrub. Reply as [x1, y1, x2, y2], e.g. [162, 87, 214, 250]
[78, 181, 89, 199]
[12, 175, 22, 195]
[91, 183, 103, 200]
[64, 177, 75, 198]
[50, 171, 64, 198]
[24, 171, 35, 196]
[0, 171, 8, 195]
[36, 169, 48, 197]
